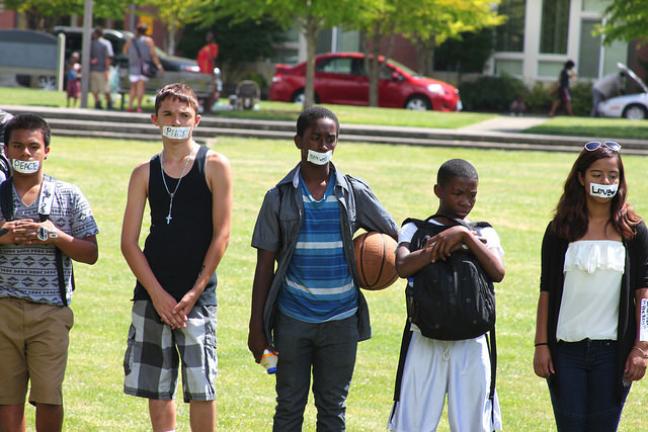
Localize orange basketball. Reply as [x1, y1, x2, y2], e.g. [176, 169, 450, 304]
[353, 232, 399, 290]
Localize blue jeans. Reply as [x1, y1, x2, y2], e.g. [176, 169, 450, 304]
[273, 312, 359, 432]
[548, 340, 630, 432]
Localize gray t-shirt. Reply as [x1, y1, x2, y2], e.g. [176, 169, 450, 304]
[90, 38, 108, 72]
[0, 176, 99, 306]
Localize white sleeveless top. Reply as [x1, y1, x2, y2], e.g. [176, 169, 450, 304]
[556, 240, 625, 342]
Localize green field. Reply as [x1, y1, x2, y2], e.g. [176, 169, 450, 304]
[526, 116, 648, 140]
[14, 134, 648, 431]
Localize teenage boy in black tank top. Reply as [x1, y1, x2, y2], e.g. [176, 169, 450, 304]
[121, 83, 232, 432]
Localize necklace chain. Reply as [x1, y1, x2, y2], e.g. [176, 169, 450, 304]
[160, 147, 194, 224]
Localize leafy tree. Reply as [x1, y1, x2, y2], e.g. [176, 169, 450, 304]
[598, 0, 648, 44]
[5, 0, 130, 30]
[354, 0, 504, 107]
[177, 16, 284, 87]
[195, 0, 361, 108]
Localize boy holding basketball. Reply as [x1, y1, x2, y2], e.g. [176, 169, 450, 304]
[248, 106, 397, 431]
[388, 159, 505, 432]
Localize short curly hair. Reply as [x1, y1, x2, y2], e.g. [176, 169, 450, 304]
[296, 106, 339, 137]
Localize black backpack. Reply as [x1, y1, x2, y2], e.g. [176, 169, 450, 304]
[405, 215, 496, 340]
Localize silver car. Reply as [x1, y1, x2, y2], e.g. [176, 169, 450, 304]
[598, 63, 648, 120]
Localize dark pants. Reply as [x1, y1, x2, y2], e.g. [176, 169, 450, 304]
[548, 340, 630, 432]
[273, 312, 359, 432]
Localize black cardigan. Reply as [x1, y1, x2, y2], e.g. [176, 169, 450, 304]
[540, 221, 648, 400]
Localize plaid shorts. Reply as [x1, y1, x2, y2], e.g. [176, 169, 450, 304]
[123, 300, 217, 402]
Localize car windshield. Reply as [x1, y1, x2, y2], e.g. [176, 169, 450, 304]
[387, 59, 420, 77]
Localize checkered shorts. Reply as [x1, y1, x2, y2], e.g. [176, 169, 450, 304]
[123, 300, 217, 402]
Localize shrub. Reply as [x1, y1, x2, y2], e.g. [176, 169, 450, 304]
[570, 81, 593, 116]
[525, 82, 553, 113]
[459, 74, 528, 112]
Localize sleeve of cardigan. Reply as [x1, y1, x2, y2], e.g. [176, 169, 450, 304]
[540, 222, 556, 292]
[631, 221, 648, 290]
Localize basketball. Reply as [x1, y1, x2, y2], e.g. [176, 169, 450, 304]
[353, 232, 399, 290]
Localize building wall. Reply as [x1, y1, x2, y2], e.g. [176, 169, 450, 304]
[490, 0, 631, 83]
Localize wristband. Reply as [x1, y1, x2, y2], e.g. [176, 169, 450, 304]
[535, 342, 548, 347]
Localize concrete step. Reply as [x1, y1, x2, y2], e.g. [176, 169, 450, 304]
[4, 104, 648, 154]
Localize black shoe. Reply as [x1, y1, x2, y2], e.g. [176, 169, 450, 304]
[94, 101, 103, 109]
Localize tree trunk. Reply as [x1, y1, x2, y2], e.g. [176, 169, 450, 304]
[167, 22, 176, 56]
[303, 14, 319, 109]
[367, 23, 381, 107]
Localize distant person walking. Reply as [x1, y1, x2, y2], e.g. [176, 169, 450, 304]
[196, 32, 220, 113]
[65, 52, 81, 108]
[123, 24, 163, 113]
[591, 72, 626, 117]
[549, 60, 576, 117]
[89, 27, 113, 110]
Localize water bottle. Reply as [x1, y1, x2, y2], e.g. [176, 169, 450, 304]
[260, 349, 278, 374]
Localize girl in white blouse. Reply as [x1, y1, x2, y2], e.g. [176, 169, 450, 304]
[533, 141, 648, 431]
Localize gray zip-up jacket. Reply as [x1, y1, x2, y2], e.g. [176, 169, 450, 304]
[251, 163, 398, 345]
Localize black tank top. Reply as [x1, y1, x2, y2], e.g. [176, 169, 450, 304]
[134, 145, 217, 305]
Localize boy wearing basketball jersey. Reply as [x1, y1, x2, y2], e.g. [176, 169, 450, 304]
[121, 83, 232, 432]
[248, 106, 398, 431]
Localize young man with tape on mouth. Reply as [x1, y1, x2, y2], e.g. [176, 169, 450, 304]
[0, 114, 99, 431]
[121, 83, 232, 432]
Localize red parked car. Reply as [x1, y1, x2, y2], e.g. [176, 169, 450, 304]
[269, 52, 461, 111]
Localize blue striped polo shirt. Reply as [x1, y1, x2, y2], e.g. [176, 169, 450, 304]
[277, 173, 358, 323]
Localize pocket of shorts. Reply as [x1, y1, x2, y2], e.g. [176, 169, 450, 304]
[123, 324, 136, 376]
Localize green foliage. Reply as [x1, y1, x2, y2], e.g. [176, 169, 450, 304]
[598, 0, 648, 44]
[570, 81, 594, 116]
[459, 74, 528, 112]
[176, 15, 284, 87]
[524, 82, 553, 113]
[433, 29, 495, 73]
[4, 0, 131, 27]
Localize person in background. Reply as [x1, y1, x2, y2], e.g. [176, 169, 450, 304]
[196, 32, 220, 113]
[548, 60, 576, 117]
[591, 71, 626, 117]
[89, 27, 112, 110]
[123, 24, 163, 113]
[65, 52, 81, 108]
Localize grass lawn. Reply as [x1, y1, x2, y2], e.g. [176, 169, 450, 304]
[18, 135, 648, 431]
[526, 116, 648, 140]
[0, 86, 490, 129]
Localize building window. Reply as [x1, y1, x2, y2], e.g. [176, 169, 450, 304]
[495, 0, 526, 52]
[540, 0, 570, 54]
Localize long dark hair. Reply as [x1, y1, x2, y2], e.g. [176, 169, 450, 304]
[552, 147, 640, 241]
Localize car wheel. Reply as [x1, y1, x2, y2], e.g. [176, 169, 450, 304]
[292, 89, 305, 104]
[622, 104, 647, 120]
[405, 95, 431, 111]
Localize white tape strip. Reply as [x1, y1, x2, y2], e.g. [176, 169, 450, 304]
[640, 298, 648, 342]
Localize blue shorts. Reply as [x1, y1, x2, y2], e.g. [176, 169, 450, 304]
[123, 300, 217, 402]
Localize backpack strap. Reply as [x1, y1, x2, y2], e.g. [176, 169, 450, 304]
[486, 328, 497, 421]
[37, 179, 71, 307]
[0, 153, 10, 180]
[0, 178, 13, 221]
[391, 320, 413, 404]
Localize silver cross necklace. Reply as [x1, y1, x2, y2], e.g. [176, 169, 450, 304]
[159, 146, 194, 224]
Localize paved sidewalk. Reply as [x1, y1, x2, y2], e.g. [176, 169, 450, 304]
[461, 115, 549, 133]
